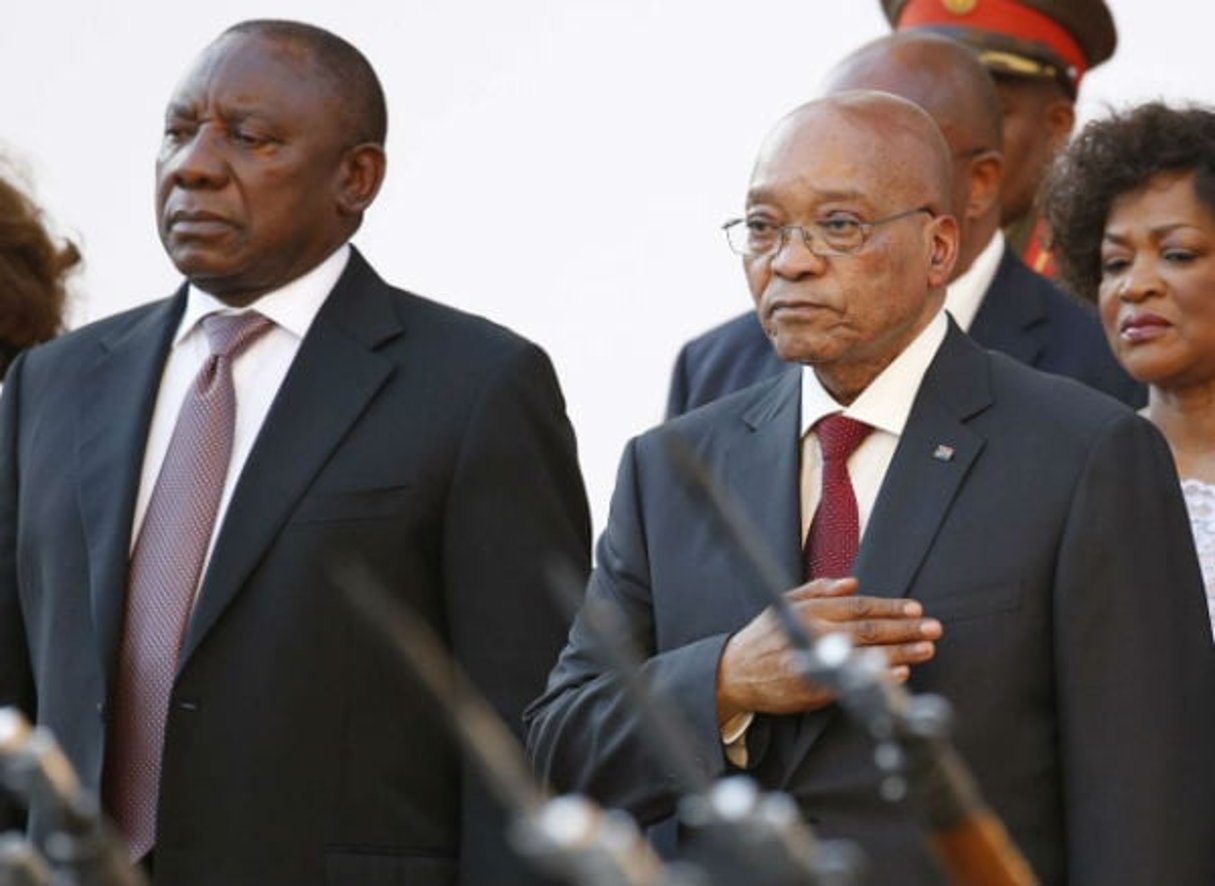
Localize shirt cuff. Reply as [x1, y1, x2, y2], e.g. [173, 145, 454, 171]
[720, 711, 755, 768]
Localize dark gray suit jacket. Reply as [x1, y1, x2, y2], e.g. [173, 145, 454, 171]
[666, 247, 1144, 417]
[0, 249, 591, 885]
[529, 324, 1215, 885]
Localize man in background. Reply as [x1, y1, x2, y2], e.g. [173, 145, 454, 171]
[883, 0, 1117, 277]
[666, 29, 1138, 417]
[0, 19, 589, 885]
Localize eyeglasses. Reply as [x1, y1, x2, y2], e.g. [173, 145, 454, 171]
[723, 206, 935, 259]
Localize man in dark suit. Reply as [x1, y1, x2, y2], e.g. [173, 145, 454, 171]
[665, 32, 1140, 419]
[527, 92, 1215, 884]
[0, 20, 590, 885]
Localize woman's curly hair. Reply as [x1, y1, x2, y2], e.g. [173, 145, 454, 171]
[1042, 101, 1215, 303]
[0, 172, 79, 378]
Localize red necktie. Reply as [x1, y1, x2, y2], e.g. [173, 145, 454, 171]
[803, 414, 873, 580]
[104, 312, 273, 859]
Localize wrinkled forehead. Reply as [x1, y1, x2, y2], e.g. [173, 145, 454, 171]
[747, 104, 944, 212]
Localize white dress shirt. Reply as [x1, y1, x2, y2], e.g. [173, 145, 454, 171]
[943, 230, 1005, 334]
[799, 308, 948, 543]
[131, 245, 351, 595]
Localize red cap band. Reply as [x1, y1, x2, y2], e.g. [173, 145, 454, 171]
[897, 0, 1088, 81]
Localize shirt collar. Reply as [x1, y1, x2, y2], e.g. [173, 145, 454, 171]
[944, 230, 1005, 332]
[800, 307, 948, 438]
[174, 243, 351, 346]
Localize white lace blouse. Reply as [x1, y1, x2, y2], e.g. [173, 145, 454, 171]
[1181, 477, 1215, 639]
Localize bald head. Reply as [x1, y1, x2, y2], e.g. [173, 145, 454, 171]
[221, 19, 388, 147]
[826, 33, 1001, 155]
[823, 33, 1004, 274]
[758, 91, 955, 214]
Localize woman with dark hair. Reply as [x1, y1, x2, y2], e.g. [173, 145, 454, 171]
[0, 170, 79, 379]
[1044, 101, 1215, 635]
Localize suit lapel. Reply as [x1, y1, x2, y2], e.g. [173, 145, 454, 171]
[721, 369, 804, 619]
[179, 251, 402, 668]
[853, 325, 992, 598]
[725, 369, 836, 765]
[79, 294, 184, 687]
[968, 247, 1047, 367]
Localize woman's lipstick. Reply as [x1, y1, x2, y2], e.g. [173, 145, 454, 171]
[1119, 311, 1172, 343]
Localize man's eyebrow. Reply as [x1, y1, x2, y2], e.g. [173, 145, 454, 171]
[162, 102, 272, 131]
[164, 101, 197, 120]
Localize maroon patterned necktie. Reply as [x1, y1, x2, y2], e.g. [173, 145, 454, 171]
[803, 414, 873, 580]
[104, 311, 273, 859]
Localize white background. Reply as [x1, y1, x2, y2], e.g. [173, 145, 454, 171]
[2, 1, 1211, 533]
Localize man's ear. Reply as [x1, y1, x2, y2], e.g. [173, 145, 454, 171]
[966, 150, 1003, 222]
[336, 143, 387, 217]
[926, 213, 959, 288]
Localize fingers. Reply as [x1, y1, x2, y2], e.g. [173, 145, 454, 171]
[791, 592, 930, 624]
[791, 589, 941, 667]
[843, 615, 942, 646]
[785, 577, 859, 600]
[884, 639, 937, 667]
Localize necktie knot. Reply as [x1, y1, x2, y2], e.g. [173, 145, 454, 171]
[203, 312, 274, 360]
[815, 414, 872, 462]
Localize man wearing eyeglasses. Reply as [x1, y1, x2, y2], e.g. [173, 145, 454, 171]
[527, 90, 1215, 884]
[665, 31, 1141, 419]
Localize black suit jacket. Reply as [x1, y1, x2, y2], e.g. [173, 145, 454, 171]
[0, 250, 591, 885]
[529, 325, 1215, 885]
[666, 247, 1144, 417]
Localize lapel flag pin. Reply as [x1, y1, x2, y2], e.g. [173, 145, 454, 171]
[932, 444, 955, 462]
